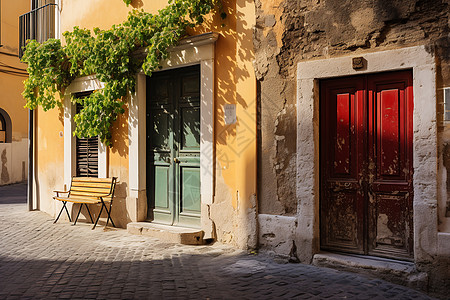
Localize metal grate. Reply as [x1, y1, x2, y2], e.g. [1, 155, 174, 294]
[75, 96, 98, 177]
[18, 2, 59, 58]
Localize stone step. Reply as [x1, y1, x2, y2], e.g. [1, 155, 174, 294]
[313, 252, 428, 291]
[127, 222, 204, 245]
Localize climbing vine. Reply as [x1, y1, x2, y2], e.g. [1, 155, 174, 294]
[22, 0, 224, 145]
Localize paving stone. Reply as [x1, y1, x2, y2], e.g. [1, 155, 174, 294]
[0, 183, 439, 299]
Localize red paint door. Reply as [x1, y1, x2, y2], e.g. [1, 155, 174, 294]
[320, 70, 414, 260]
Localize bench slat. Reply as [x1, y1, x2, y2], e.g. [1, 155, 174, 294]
[69, 191, 111, 197]
[54, 196, 103, 204]
[70, 182, 113, 188]
[55, 195, 112, 201]
[70, 187, 112, 194]
[72, 177, 115, 183]
[69, 192, 112, 199]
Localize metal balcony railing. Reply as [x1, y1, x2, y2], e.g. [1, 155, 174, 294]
[19, 3, 59, 58]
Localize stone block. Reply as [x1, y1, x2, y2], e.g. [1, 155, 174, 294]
[258, 214, 296, 257]
[127, 222, 204, 245]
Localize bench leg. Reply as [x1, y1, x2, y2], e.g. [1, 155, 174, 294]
[105, 201, 116, 228]
[85, 204, 94, 223]
[92, 204, 104, 230]
[92, 201, 115, 230]
[54, 201, 71, 224]
[73, 204, 83, 225]
[73, 204, 94, 225]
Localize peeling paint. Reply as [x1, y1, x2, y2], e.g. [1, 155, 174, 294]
[376, 213, 394, 244]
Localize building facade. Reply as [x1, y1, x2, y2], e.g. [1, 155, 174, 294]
[30, 0, 258, 249]
[255, 0, 449, 294]
[0, 0, 30, 186]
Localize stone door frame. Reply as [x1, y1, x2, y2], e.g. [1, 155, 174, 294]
[128, 33, 218, 233]
[296, 45, 437, 264]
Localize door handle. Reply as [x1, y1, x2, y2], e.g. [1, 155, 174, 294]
[174, 158, 180, 163]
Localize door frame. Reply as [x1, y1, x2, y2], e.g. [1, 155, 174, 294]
[128, 33, 218, 234]
[296, 45, 437, 264]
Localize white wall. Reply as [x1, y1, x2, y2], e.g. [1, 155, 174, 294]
[0, 139, 28, 185]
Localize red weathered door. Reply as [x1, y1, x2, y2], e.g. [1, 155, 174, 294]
[320, 70, 413, 260]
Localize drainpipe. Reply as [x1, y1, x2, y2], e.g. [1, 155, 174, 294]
[27, 108, 33, 211]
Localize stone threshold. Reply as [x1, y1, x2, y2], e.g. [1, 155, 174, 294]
[312, 252, 428, 291]
[127, 222, 204, 245]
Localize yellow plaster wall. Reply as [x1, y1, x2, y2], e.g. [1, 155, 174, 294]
[204, 0, 257, 247]
[0, 0, 30, 185]
[0, 0, 29, 141]
[108, 104, 130, 227]
[34, 105, 65, 213]
[60, 0, 168, 33]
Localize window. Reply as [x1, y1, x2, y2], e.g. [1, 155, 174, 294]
[75, 93, 98, 177]
[444, 88, 450, 121]
[0, 108, 11, 143]
[0, 113, 5, 143]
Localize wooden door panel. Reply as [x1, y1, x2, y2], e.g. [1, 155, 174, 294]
[152, 164, 173, 224]
[178, 164, 201, 227]
[378, 88, 402, 177]
[154, 166, 170, 210]
[180, 106, 200, 150]
[147, 73, 175, 224]
[180, 166, 201, 212]
[320, 79, 365, 253]
[368, 192, 412, 258]
[150, 110, 171, 149]
[334, 93, 352, 175]
[322, 190, 363, 252]
[368, 71, 414, 259]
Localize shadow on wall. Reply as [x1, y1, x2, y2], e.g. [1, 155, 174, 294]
[1, 149, 10, 184]
[110, 103, 128, 158]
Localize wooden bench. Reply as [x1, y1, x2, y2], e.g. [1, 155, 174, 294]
[53, 177, 117, 229]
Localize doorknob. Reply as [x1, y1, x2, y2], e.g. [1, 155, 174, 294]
[174, 158, 180, 163]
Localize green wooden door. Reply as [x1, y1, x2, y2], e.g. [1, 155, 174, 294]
[147, 65, 201, 228]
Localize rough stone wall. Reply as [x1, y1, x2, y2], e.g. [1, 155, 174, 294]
[255, 0, 450, 214]
[254, 0, 297, 215]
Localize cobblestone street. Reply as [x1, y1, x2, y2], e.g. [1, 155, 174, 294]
[0, 183, 437, 299]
